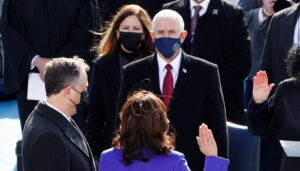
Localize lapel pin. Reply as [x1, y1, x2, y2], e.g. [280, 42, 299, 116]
[182, 68, 187, 73]
[212, 9, 218, 15]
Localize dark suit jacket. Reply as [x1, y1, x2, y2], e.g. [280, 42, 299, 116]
[261, 4, 300, 86]
[163, 0, 251, 124]
[247, 78, 300, 171]
[98, 0, 174, 24]
[241, 6, 271, 78]
[86, 48, 151, 157]
[22, 102, 96, 171]
[117, 52, 228, 171]
[86, 53, 121, 157]
[0, 0, 93, 94]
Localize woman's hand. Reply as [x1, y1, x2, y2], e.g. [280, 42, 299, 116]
[197, 123, 217, 156]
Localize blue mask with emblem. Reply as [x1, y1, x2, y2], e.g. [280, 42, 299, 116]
[154, 37, 181, 58]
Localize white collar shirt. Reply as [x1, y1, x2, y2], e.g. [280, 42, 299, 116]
[293, 16, 300, 44]
[190, 0, 211, 18]
[44, 100, 71, 122]
[157, 50, 182, 92]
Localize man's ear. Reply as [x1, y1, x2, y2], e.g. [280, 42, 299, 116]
[150, 31, 155, 42]
[63, 86, 72, 98]
[180, 30, 188, 43]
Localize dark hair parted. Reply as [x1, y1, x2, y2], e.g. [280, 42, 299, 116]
[97, 4, 154, 56]
[44, 57, 89, 96]
[287, 44, 300, 83]
[112, 91, 175, 166]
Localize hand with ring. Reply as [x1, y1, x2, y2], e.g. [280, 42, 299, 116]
[196, 123, 218, 156]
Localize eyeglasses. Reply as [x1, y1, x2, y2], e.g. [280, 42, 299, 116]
[72, 87, 89, 102]
[72, 87, 81, 95]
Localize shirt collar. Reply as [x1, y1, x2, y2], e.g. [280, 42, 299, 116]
[44, 100, 71, 122]
[190, 0, 211, 17]
[157, 49, 182, 73]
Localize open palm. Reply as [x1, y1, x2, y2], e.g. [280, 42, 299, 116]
[252, 71, 275, 103]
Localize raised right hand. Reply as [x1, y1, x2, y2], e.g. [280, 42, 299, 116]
[252, 71, 274, 104]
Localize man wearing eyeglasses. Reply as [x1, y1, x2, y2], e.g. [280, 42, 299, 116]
[22, 57, 96, 171]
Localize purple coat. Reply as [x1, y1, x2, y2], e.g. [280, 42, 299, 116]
[99, 148, 229, 171]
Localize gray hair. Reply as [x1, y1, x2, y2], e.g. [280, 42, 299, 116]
[152, 9, 185, 33]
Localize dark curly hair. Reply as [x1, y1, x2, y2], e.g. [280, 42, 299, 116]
[286, 44, 300, 83]
[112, 90, 175, 166]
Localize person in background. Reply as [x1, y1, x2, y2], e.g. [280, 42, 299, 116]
[116, 9, 228, 171]
[252, 1, 300, 170]
[238, 1, 291, 170]
[86, 4, 154, 162]
[163, 0, 251, 125]
[238, 0, 291, 110]
[0, 0, 98, 132]
[99, 90, 229, 171]
[97, 0, 174, 27]
[22, 57, 96, 171]
[247, 44, 300, 171]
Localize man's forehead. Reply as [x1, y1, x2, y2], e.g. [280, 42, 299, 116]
[154, 17, 178, 29]
[155, 16, 177, 24]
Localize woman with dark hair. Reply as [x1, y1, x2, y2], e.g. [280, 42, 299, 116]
[98, 91, 229, 171]
[247, 44, 300, 170]
[86, 4, 155, 160]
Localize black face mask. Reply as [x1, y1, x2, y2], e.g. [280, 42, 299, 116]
[70, 88, 89, 107]
[119, 31, 143, 51]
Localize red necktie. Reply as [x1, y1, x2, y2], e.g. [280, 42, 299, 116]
[191, 5, 202, 43]
[163, 64, 173, 108]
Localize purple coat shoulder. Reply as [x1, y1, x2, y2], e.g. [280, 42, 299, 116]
[98, 148, 229, 171]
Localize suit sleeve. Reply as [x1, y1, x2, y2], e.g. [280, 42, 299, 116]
[86, 62, 106, 157]
[31, 133, 70, 171]
[1, 0, 38, 91]
[246, 82, 283, 137]
[220, 8, 251, 93]
[203, 65, 228, 158]
[57, 0, 91, 58]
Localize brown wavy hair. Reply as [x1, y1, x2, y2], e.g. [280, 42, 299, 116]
[112, 91, 175, 166]
[97, 4, 154, 56]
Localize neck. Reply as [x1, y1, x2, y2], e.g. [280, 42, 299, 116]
[46, 96, 74, 117]
[194, 0, 204, 4]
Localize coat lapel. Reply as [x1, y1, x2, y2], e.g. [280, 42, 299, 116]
[147, 54, 162, 95]
[147, 52, 191, 109]
[169, 52, 190, 108]
[36, 102, 91, 158]
[64, 128, 90, 157]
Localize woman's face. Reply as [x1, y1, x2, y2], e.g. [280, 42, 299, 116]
[117, 15, 146, 52]
[118, 15, 144, 33]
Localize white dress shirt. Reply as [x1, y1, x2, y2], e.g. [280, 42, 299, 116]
[190, 0, 211, 18]
[294, 16, 300, 44]
[157, 50, 182, 92]
[258, 8, 269, 24]
[44, 100, 71, 122]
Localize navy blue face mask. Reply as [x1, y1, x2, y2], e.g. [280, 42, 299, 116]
[154, 37, 182, 58]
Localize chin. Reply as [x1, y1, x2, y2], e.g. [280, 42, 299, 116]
[70, 109, 77, 116]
